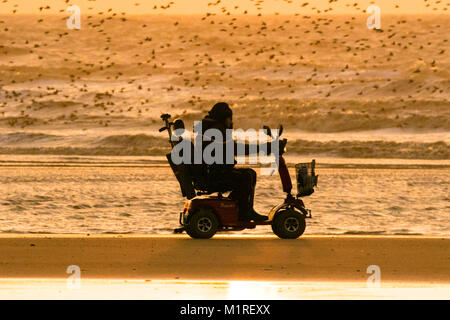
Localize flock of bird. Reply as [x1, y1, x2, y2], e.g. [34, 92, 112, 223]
[0, 0, 448, 130]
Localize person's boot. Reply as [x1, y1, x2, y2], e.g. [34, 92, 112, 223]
[247, 209, 268, 222]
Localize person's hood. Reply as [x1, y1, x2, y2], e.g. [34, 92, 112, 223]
[208, 102, 232, 122]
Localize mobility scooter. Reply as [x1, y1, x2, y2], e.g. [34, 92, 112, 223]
[159, 114, 318, 239]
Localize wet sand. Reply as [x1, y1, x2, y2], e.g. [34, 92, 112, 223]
[0, 235, 448, 283]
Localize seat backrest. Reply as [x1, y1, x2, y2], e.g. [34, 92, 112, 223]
[167, 118, 231, 197]
[166, 153, 197, 200]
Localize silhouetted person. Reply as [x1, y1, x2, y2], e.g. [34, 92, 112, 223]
[196, 102, 268, 222]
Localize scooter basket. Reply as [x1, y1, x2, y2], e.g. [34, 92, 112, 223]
[295, 160, 318, 197]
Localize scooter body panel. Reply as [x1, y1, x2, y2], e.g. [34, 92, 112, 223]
[188, 196, 239, 226]
[185, 196, 272, 228]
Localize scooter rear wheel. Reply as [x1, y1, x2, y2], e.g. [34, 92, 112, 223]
[185, 208, 219, 239]
[272, 209, 306, 239]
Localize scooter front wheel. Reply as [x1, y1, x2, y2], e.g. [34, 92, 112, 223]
[272, 209, 306, 239]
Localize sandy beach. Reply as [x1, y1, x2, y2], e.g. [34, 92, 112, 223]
[0, 235, 448, 283]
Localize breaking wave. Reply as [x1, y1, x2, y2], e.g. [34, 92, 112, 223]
[0, 132, 448, 159]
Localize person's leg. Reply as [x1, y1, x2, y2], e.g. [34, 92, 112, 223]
[230, 168, 252, 220]
[234, 168, 256, 207]
[207, 168, 266, 221]
[246, 168, 257, 208]
[241, 168, 266, 220]
[228, 168, 266, 221]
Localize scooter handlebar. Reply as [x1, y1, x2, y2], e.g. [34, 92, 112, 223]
[263, 125, 284, 138]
